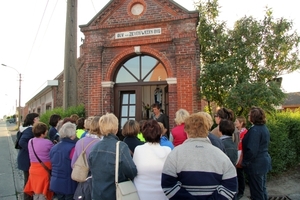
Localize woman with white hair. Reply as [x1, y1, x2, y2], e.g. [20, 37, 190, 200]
[171, 109, 190, 146]
[88, 113, 137, 200]
[50, 122, 78, 200]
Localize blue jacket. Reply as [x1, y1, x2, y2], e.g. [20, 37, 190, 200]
[50, 138, 77, 194]
[17, 126, 34, 171]
[160, 136, 174, 150]
[48, 126, 58, 143]
[242, 124, 272, 174]
[88, 134, 137, 200]
[220, 136, 238, 165]
[208, 133, 226, 153]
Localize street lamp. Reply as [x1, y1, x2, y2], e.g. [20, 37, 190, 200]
[1, 64, 22, 129]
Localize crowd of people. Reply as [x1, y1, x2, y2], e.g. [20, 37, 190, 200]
[16, 105, 272, 200]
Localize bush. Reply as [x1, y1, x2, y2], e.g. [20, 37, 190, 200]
[39, 104, 85, 127]
[267, 109, 300, 175]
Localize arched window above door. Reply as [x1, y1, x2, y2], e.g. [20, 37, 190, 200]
[115, 55, 167, 83]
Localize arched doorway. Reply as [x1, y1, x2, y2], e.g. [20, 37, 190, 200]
[114, 54, 169, 130]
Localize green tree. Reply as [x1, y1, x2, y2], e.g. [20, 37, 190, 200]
[197, 0, 300, 116]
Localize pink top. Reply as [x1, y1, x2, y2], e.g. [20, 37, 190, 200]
[28, 137, 54, 163]
[171, 123, 187, 147]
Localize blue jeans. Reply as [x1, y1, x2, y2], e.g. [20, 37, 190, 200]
[247, 173, 268, 200]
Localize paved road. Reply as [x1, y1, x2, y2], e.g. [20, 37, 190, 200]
[0, 121, 23, 200]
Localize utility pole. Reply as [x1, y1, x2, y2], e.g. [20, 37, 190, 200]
[63, 0, 78, 109]
[1, 64, 22, 129]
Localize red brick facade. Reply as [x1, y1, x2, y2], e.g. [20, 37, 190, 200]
[76, 0, 201, 128]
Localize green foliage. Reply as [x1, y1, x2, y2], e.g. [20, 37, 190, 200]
[267, 109, 300, 175]
[39, 104, 85, 127]
[197, 0, 300, 116]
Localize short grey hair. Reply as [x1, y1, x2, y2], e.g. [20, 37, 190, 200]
[59, 122, 76, 139]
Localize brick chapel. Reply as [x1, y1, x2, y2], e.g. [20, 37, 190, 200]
[25, 0, 201, 130]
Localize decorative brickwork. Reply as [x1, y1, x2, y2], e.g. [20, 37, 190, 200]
[76, 0, 200, 127]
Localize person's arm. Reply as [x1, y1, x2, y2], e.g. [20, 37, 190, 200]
[161, 152, 195, 199]
[19, 128, 32, 150]
[210, 162, 237, 199]
[71, 142, 80, 167]
[119, 142, 137, 180]
[242, 127, 260, 167]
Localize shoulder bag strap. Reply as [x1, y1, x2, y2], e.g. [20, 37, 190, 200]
[83, 139, 98, 152]
[115, 141, 120, 184]
[31, 139, 51, 175]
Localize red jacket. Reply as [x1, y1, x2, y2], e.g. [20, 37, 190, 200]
[238, 128, 248, 150]
[171, 124, 187, 147]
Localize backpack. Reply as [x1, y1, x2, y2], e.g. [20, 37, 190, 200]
[71, 139, 98, 182]
[15, 131, 23, 149]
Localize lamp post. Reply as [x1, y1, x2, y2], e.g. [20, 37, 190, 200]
[1, 64, 22, 129]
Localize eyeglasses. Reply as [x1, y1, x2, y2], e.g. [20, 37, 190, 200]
[214, 114, 218, 117]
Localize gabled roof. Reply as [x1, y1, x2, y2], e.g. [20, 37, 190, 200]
[283, 92, 300, 106]
[79, 0, 198, 29]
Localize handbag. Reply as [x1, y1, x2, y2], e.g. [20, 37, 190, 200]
[115, 141, 140, 200]
[31, 140, 51, 176]
[71, 139, 98, 182]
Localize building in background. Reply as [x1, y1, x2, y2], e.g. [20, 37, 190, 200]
[24, 0, 203, 130]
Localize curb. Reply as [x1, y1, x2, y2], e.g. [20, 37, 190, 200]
[6, 128, 24, 200]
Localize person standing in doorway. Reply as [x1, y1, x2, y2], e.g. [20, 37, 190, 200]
[151, 103, 169, 139]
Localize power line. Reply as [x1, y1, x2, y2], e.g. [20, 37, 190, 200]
[39, 0, 59, 49]
[25, 0, 50, 69]
[90, 0, 97, 13]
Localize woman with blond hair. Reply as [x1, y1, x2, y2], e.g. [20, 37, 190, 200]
[197, 111, 226, 152]
[72, 116, 101, 200]
[171, 109, 190, 146]
[88, 113, 137, 200]
[161, 113, 237, 199]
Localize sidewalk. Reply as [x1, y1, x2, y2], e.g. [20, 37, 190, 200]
[0, 121, 23, 200]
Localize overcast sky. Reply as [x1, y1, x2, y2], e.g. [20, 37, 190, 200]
[0, 0, 299, 117]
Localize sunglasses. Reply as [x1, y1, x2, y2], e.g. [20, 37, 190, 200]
[214, 114, 218, 117]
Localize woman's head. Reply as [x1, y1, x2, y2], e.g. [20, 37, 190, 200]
[23, 113, 39, 127]
[49, 114, 61, 127]
[62, 117, 76, 124]
[151, 103, 161, 115]
[99, 113, 118, 136]
[219, 119, 235, 136]
[32, 122, 48, 137]
[70, 114, 79, 124]
[142, 119, 161, 143]
[214, 107, 234, 124]
[89, 116, 101, 136]
[174, 109, 190, 125]
[184, 113, 210, 138]
[157, 122, 167, 136]
[59, 122, 76, 139]
[235, 116, 246, 130]
[248, 106, 266, 125]
[197, 112, 214, 129]
[84, 116, 94, 132]
[122, 120, 140, 137]
[76, 117, 85, 129]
